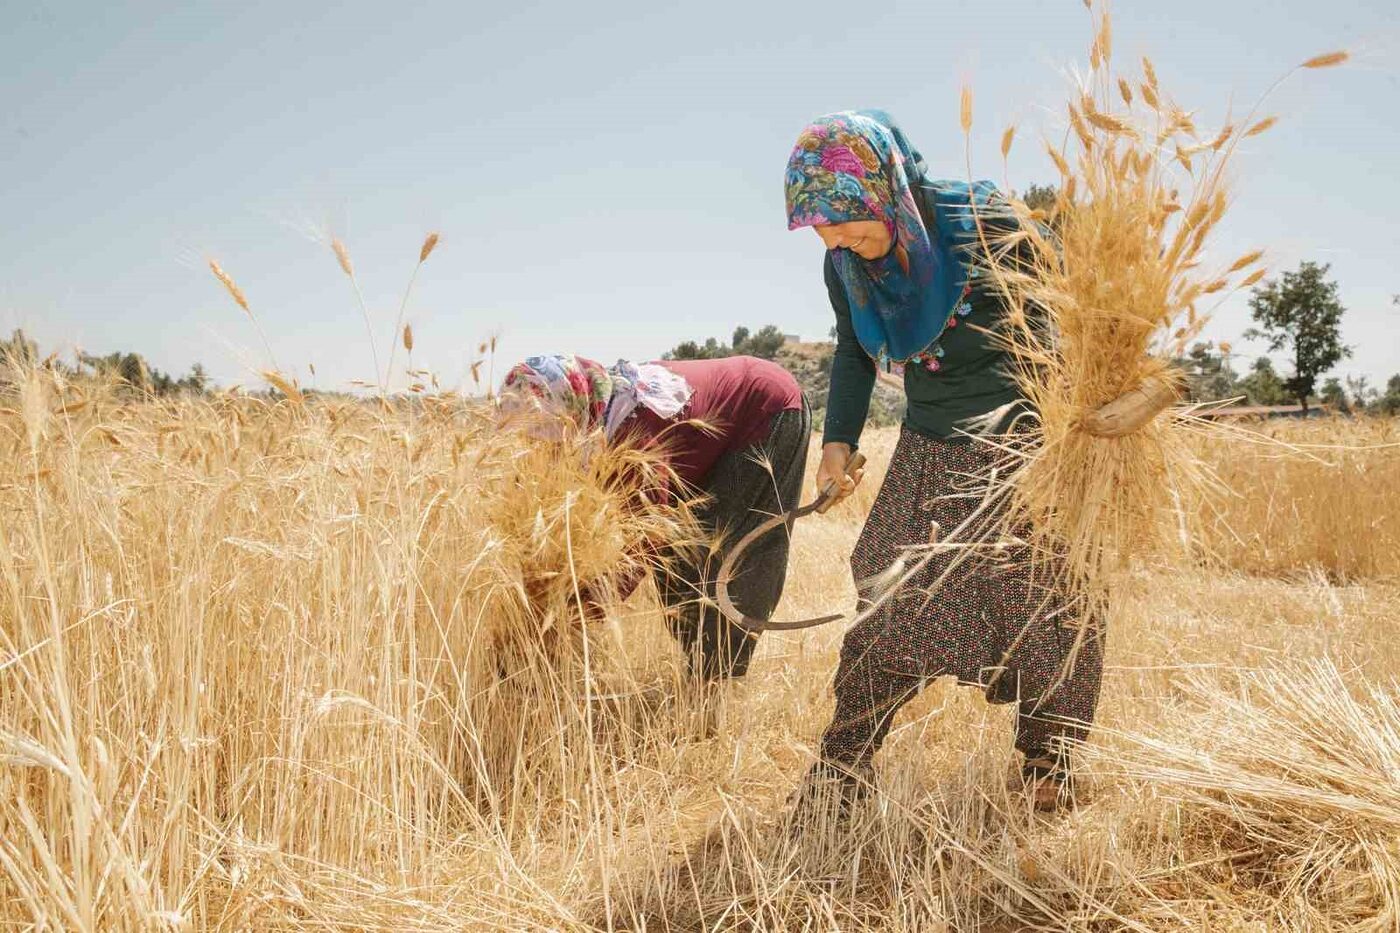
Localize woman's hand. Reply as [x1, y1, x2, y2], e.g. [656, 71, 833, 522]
[815, 442, 864, 514]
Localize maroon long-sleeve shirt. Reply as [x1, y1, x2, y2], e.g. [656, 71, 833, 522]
[621, 356, 803, 490]
[597, 356, 804, 606]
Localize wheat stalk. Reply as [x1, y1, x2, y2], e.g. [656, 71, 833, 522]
[329, 236, 383, 394]
[209, 259, 279, 372]
[385, 232, 440, 390]
[976, 12, 1350, 617]
[1302, 50, 1349, 69]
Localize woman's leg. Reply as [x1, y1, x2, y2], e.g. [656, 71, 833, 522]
[654, 542, 710, 675]
[1012, 622, 1105, 766]
[820, 640, 926, 770]
[965, 504, 1105, 807]
[795, 640, 921, 819]
[665, 402, 811, 680]
[804, 428, 1107, 815]
[817, 429, 952, 771]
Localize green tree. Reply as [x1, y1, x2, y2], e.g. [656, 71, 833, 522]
[1375, 374, 1400, 416]
[738, 325, 786, 360]
[0, 328, 39, 365]
[80, 350, 209, 396]
[1021, 183, 1058, 213]
[665, 324, 786, 362]
[0, 331, 210, 395]
[1346, 375, 1378, 411]
[1383, 297, 1400, 414]
[1319, 376, 1348, 411]
[82, 351, 150, 391]
[177, 363, 210, 394]
[1246, 261, 1351, 410]
[668, 340, 703, 360]
[666, 337, 724, 361]
[1239, 357, 1290, 406]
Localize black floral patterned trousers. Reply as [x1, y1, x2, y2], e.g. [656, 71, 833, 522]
[820, 427, 1104, 769]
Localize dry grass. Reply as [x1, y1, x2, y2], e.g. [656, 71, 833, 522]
[1187, 417, 1400, 581]
[0, 23, 1384, 921]
[0, 367, 701, 929]
[4, 366, 1400, 930]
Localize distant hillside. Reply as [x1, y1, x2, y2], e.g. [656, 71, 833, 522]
[774, 340, 905, 429]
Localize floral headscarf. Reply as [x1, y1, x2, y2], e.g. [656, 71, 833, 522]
[501, 354, 613, 427]
[500, 354, 693, 440]
[785, 109, 1003, 370]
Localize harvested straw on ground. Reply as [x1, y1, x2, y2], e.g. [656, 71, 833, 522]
[1085, 659, 1400, 927]
[6, 358, 1399, 928]
[975, 10, 1346, 610]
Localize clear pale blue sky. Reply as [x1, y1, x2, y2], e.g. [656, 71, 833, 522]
[3, 0, 1397, 393]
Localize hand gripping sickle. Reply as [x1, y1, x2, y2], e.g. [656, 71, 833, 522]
[713, 451, 885, 633]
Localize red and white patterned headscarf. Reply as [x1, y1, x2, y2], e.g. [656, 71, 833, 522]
[501, 354, 613, 428]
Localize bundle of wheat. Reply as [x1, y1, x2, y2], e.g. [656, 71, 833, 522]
[971, 9, 1346, 611]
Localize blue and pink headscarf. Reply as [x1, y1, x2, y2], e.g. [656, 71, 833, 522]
[785, 109, 1003, 368]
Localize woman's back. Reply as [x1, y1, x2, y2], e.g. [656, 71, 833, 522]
[624, 356, 802, 487]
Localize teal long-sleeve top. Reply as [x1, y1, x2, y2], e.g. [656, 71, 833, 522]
[822, 186, 1023, 448]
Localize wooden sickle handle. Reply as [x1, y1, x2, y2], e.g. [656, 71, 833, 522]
[822, 451, 867, 496]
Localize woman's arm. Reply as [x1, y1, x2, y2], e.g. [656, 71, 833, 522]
[822, 257, 877, 449]
[818, 256, 874, 509]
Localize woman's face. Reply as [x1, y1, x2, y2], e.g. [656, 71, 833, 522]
[813, 220, 892, 261]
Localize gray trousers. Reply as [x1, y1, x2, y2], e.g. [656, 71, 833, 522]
[655, 403, 811, 680]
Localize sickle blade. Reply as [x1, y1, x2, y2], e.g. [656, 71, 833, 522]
[712, 451, 867, 633]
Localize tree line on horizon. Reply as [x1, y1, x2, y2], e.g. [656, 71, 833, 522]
[0, 329, 211, 397]
[666, 259, 1400, 417]
[4, 244, 1393, 414]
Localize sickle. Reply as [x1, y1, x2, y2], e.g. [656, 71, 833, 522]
[713, 451, 867, 633]
[714, 456, 1020, 634]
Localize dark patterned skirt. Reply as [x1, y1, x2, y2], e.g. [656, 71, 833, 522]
[821, 427, 1104, 767]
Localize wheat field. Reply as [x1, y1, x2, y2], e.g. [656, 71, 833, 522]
[3, 368, 1400, 931]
